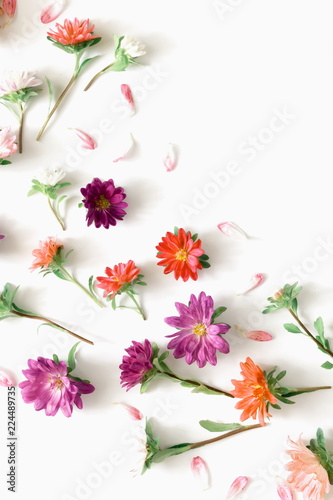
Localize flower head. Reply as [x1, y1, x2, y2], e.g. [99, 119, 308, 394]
[0, 234, 4, 239]
[30, 237, 63, 270]
[0, 0, 16, 29]
[120, 340, 154, 391]
[81, 177, 128, 229]
[19, 356, 95, 417]
[0, 70, 43, 98]
[165, 291, 230, 368]
[35, 166, 67, 186]
[120, 35, 146, 59]
[230, 357, 277, 426]
[156, 228, 208, 281]
[286, 431, 331, 500]
[47, 17, 99, 48]
[0, 127, 17, 159]
[96, 260, 140, 299]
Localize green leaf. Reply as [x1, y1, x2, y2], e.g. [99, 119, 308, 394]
[290, 297, 298, 314]
[314, 317, 325, 341]
[211, 306, 227, 322]
[283, 323, 302, 334]
[111, 297, 116, 311]
[275, 370, 287, 381]
[67, 342, 81, 373]
[53, 354, 60, 364]
[191, 233, 198, 242]
[190, 384, 224, 396]
[78, 56, 99, 76]
[199, 421, 244, 432]
[321, 361, 333, 370]
[200, 260, 211, 269]
[262, 305, 277, 314]
[0, 159, 12, 165]
[151, 444, 192, 463]
[88, 275, 95, 296]
[45, 76, 54, 114]
[53, 269, 69, 281]
[173, 226, 179, 236]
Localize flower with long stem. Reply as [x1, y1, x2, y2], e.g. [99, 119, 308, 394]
[84, 34, 146, 91]
[28, 166, 70, 230]
[0, 127, 17, 165]
[0, 71, 42, 153]
[30, 236, 104, 308]
[36, 18, 101, 140]
[263, 283, 333, 369]
[96, 260, 146, 319]
[0, 283, 93, 345]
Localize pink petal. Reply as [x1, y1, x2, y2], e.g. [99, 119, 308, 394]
[114, 402, 143, 421]
[237, 273, 265, 295]
[113, 134, 134, 163]
[217, 221, 248, 240]
[0, 369, 16, 387]
[277, 482, 295, 500]
[190, 456, 209, 490]
[3, 0, 16, 18]
[120, 84, 135, 115]
[226, 476, 249, 499]
[163, 143, 177, 172]
[242, 330, 273, 341]
[70, 128, 97, 150]
[40, 1, 64, 24]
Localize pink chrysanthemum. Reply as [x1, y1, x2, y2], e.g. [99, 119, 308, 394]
[0, 127, 17, 159]
[120, 340, 154, 391]
[47, 17, 98, 46]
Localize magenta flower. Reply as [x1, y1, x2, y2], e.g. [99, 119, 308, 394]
[120, 340, 154, 391]
[80, 177, 128, 228]
[0, 234, 4, 239]
[165, 291, 230, 368]
[19, 356, 95, 417]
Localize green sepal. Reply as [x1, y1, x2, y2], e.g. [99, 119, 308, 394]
[47, 36, 101, 55]
[198, 254, 211, 268]
[173, 226, 179, 236]
[211, 306, 227, 323]
[52, 269, 69, 281]
[67, 342, 81, 373]
[53, 354, 60, 364]
[263, 282, 302, 313]
[307, 428, 333, 484]
[199, 421, 244, 432]
[0, 159, 12, 165]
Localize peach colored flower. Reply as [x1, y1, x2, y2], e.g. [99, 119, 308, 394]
[286, 436, 330, 500]
[47, 18, 98, 46]
[30, 237, 62, 270]
[230, 357, 277, 426]
[96, 260, 140, 299]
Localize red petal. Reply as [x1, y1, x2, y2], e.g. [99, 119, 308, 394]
[243, 330, 273, 342]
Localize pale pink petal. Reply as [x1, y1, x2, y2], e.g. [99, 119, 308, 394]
[70, 128, 97, 150]
[237, 273, 265, 295]
[40, 1, 64, 24]
[114, 402, 143, 421]
[0, 369, 16, 387]
[226, 476, 249, 499]
[242, 330, 273, 341]
[120, 84, 135, 115]
[3, 0, 16, 17]
[190, 456, 209, 491]
[163, 143, 177, 172]
[113, 134, 134, 163]
[277, 482, 295, 500]
[217, 221, 248, 240]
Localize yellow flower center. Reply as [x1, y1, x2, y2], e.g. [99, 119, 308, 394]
[52, 378, 64, 389]
[193, 323, 207, 337]
[96, 195, 111, 210]
[175, 248, 188, 261]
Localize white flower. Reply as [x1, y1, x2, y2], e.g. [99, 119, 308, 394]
[0, 71, 43, 97]
[35, 166, 67, 186]
[129, 425, 148, 476]
[121, 35, 146, 59]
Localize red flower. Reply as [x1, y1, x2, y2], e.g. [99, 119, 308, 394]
[96, 260, 140, 299]
[156, 228, 205, 281]
[47, 18, 98, 46]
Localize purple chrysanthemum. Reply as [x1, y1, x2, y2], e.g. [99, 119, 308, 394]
[19, 357, 95, 417]
[0, 235, 4, 239]
[120, 340, 154, 391]
[165, 291, 230, 368]
[81, 177, 128, 229]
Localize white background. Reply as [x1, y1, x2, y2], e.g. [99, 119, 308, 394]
[1, 0, 333, 499]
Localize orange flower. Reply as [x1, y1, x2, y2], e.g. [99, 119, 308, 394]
[30, 237, 62, 270]
[156, 228, 205, 281]
[47, 18, 98, 46]
[230, 357, 277, 426]
[96, 260, 140, 299]
[286, 436, 330, 500]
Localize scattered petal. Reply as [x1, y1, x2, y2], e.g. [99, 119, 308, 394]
[217, 221, 248, 240]
[70, 128, 97, 150]
[242, 330, 273, 342]
[120, 84, 135, 115]
[277, 482, 295, 500]
[113, 133, 134, 163]
[163, 143, 177, 172]
[190, 456, 209, 491]
[40, 0, 64, 24]
[113, 402, 143, 420]
[3, 0, 16, 18]
[0, 369, 16, 387]
[237, 273, 265, 296]
[226, 476, 249, 499]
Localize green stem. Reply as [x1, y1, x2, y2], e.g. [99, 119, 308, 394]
[58, 265, 104, 308]
[11, 309, 93, 345]
[84, 62, 115, 91]
[125, 291, 145, 320]
[188, 423, 262, 450]
[288, 309, 333, 358]
[18, 103, 24, 154]
[160, 370, 234, 398]
[290, 386, 331, 394]
[47, 197, 66, 231]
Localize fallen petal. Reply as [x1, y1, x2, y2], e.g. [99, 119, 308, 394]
[163, 143, 177, 172]
[226, 476, 249, 499]
[217, 221, 248, 240]
[0, 369, 15, 387]
[3, 0, 16, 17]
[113, 134, 134, 163]
[120, 84, 135, 115]
[190, 456, 209, 491]
[70, 128, 97, 150]
[237, 273, 265, 295]
[114, 402, 143, 421]
[40, 1, 64, 24]
[243, 330, 273, 341]
[277, 482, 295, 500]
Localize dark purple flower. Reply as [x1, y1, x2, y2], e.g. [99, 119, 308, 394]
[81, 177, 128, 228]
[0, 235, 4, 239]
[19, 357, 95, 417]
[120, 339, 154, 391]
[165, 291, 230, 368]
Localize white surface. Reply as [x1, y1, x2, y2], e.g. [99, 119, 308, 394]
[0, 1, 333, 499]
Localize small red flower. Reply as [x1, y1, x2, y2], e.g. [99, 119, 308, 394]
[47, 17, 98, 46]
[96, 260, 140, 299]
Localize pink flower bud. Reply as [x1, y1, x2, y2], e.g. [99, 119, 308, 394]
[277, 482, 295, 500]
[40, 1, 64, 24]
[237, 273, 265, 295]
[242, 330, 273, 341]
[273, 289, 285, 300]
[217, 221, 247, 240]
[190, 456, 209, 490]
[120, 84, 135, 115]
[70, 128, 97, 150]
[114, 402, 143, 420]
[0, 369, 15, 387]
[226, 476, 249, 499]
